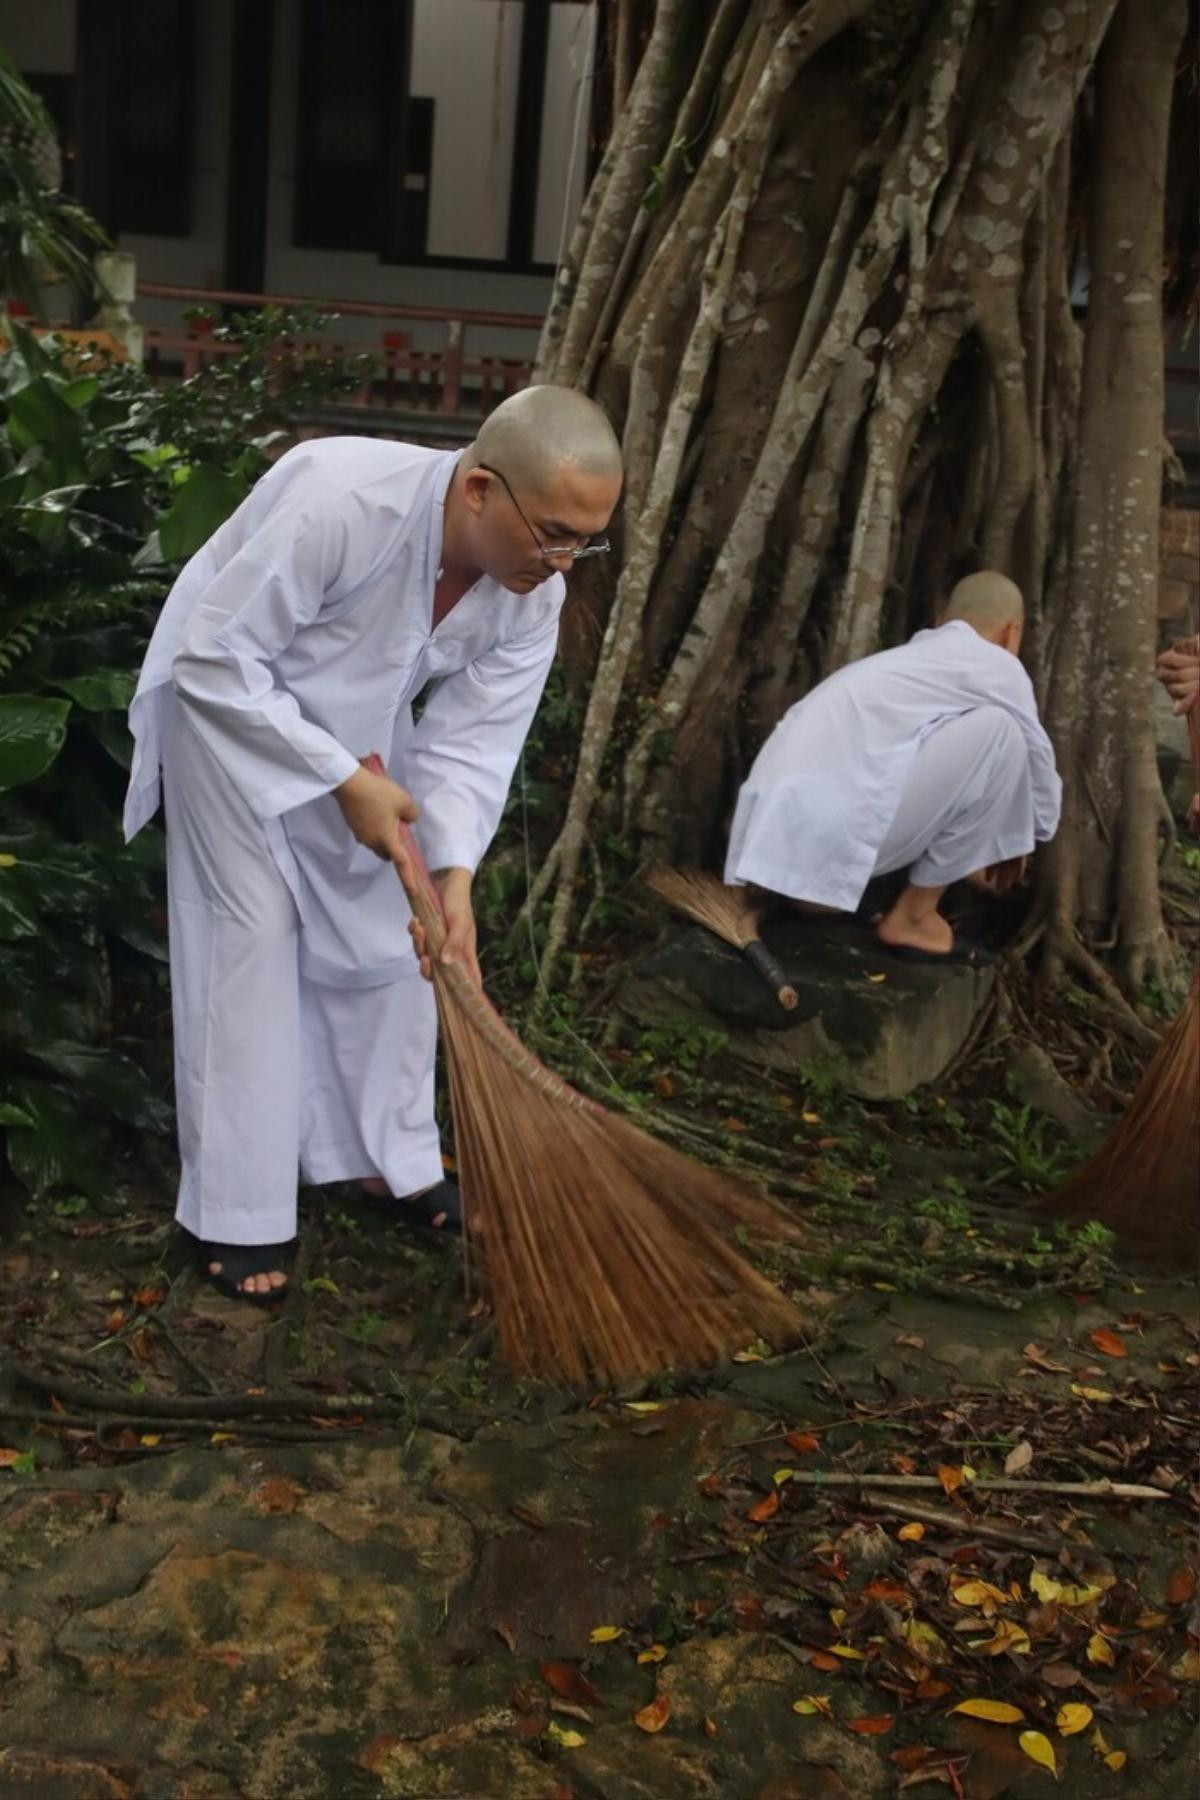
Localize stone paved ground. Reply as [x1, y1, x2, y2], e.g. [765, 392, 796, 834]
[2, 1206, 1197, 1800]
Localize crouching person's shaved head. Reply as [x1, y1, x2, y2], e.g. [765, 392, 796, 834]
[442, 385, 624, 596]
[941, 570, 1024, 655]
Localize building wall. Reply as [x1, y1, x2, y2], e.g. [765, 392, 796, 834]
[0, 0, 74, 72]
[0, 0, 592, 349]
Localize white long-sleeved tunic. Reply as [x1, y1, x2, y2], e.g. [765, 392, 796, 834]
[124, 437, 564, 986]
[725, 621, 1062, 909]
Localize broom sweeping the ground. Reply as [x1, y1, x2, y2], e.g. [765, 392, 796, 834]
[1039, 650, 1199, 1261]
[364, 756, 804, 1386]
[645, 867, 799, 1011]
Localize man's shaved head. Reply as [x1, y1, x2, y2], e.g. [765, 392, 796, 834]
[941, 571, 1025, 633]
[467, 385, 623, 494]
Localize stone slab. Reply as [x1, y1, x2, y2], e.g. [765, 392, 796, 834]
[619, 913, 995, 1100]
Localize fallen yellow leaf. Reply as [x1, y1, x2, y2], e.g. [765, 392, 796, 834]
[792, 1695, 833, 1717]
[589, 1625, 624, 1644]
[773, 1468, 796, 1486]
[623, 1401, 665, 1414]
[546, 1722, 585, 1748]
[1059, 1583, 1105, 1608]
[866, 972, 888, 983]
[901, 1618, 947, 1662]
[830, 1644, 866, 1661]
[829, 1607, 846, 1629]
[802, 1111, 821, 1124]
[1134, 1610, 1168, 1628]
[1104, 1751, 1127, 1772]
[637, 1644, 668, 1665]
[1056, 1702, 1093, 1736]
[1086, 1633, 1115, 1667]
[139, 1434, 162, 1448]
[1071, 1384, 1113, 1402]
[1170, 1647, 1200, 1681]
[951, 1578, 1010, 1614]
[898, 1522, 926, 1542]
[1030, 1571, 1063, 1603]
[0, 853, 17, 868]
[1019, 1729, 1058, 1775]
[972, 1619, 1031, 1656]
[950, 1699, 1025, 1723]
[210, 1432, 234, 1443]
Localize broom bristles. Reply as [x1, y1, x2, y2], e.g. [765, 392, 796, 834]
[645, 866, 763, 950]
[1042, 703, 1199, 1261]
[387, 816, 805, 1385]
[1040, 971, 1198, 1260]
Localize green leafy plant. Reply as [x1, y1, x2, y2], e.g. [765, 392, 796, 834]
[0, 48, 108, 317]
[985, 1101, 1071, 1193]
[0, 309, 378, 1206]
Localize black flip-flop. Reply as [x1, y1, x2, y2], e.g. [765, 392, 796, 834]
[356, 1177, 463, 1238]
[875, 936, 992, 968]
[199, 1240, 293, 1305]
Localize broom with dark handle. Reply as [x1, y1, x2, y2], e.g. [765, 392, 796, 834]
[361, 754, 805, 1385]
[644, 867, 799, 1011]
[1038, 699, 1199, 1261]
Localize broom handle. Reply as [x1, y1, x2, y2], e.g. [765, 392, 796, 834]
[360, 751, 450, 958]
[741, 938, 800, 1011]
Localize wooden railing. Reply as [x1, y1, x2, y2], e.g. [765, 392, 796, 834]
[135, 282, 542, 421]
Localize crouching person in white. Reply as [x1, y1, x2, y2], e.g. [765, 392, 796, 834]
[124, 387, 623, 1301]
[725, 572, 1062, 964]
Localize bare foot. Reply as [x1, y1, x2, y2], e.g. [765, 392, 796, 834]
[875, 907, 953, 956]
[206, 1259, 287, 1297]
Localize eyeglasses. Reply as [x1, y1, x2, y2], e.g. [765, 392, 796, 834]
[477, 462, 611, 563]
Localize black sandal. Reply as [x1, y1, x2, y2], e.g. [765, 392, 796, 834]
[199, 1240, 293, 1305]
[875, 936, 992, 968]
[356, 1177, 463, 1238]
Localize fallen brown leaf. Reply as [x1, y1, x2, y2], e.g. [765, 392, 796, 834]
[541, 1662, 604, 1708]
[1040, 1663, 1082, 1689]
[1023, 1342, 1071, 1374]
[785, 1430, 820, 1453]
[847, 1715, 894, 1735]
[633, 1694, 670, 1734]
[747, 1490, 780, 1523]
[1090, 1327, 1127, 1358]
[252, 1477, 304, 1515]
[1003, 1440, 1033, 1476]
[1166, 1565, 1197, 1606]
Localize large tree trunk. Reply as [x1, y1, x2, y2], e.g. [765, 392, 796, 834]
[531, 0, 1187, 999]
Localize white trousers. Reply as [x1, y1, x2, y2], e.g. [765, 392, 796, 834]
[161, 700, 442, 1247]
[872, 704, 1036, 889]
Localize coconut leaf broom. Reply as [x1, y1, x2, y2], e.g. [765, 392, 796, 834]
[1039, 705, 1199, 1261]
[367, 761, 804, 1385]
[645, 867, 799, 1011]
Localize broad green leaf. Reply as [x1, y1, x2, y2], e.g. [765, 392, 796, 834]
[0, 695, 71, 792]
[5, 376, 88, 486]
[158, 463, 248, 562]
[4, 1082, 108, 1199]
[0, 1102, 36, 1128]
[51, 668, 137, 712]
[25, 1041, 173, 1132]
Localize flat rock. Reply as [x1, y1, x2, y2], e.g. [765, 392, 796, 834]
[620, 914, 994, 1099]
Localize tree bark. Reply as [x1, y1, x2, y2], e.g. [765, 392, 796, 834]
[528, 0, 1186, 1004]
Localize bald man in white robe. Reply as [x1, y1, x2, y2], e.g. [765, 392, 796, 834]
[725, 573, 1062, 962]
[125, 387, 622, 1299]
